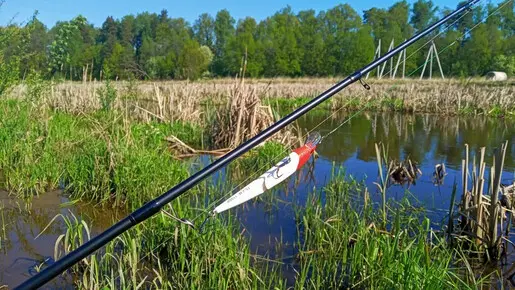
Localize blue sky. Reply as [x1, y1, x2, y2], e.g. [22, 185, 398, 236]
[0, 0, 501, 27]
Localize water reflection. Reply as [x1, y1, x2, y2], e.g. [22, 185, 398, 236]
[0, 191, 123, 288]
[302, 111, 515, 171]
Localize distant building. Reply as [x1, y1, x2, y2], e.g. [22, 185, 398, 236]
[485, 71, 508, 81]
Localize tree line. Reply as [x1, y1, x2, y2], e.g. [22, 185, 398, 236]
[1, 0, 514, 82]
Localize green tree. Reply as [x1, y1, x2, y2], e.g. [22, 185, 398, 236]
[69, 16, 100, 80]
[411, 0, 437, 31]
[23, 18, 48, 74]
[297, 10, 326, 76]
[321, 4, 367, 75]
[0, 25, 22, 95]
[48, 17, 88, 78]
[177, 39, 212, 79]
[119, 15, 135, 46]
[499, 0, 515, 37]
[261, 6, 302, 77]
[212, 9, 235, 76]
[1, 1, 513, 80]
[98, 16, 120, 77]
[225, 17, 263, 77]
[464, 24, 491, 75]
[193, 13, 215, 50]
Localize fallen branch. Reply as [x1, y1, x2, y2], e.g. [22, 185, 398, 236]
[165, 135, 230, 159]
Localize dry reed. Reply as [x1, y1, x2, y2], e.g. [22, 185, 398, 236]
[7, 78, 514, 125]
[454, 141, 511, 261]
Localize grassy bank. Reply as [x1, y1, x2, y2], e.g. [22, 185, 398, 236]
[0, 96, 285, 288]
[0, 99, 201, 203]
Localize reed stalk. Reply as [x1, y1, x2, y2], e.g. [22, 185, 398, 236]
[487, 141, 508, 258]
[453, 141, 510, 261]
[374, 143, 389, 225]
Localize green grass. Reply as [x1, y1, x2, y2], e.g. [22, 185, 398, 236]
[0, 98, 202, 205]
[44, 165, 486, 289]
[293, 171, 482, 289]
[46, 203, 286, 289]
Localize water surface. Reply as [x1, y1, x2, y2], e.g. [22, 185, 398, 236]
[236, 111, 514, 284]
[0, 191, 123, 288]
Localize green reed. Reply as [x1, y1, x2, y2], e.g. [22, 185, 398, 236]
[46, 160, 489, 289]
[46, 182, 287, 289]
[294, 170, 484, 289]
[0, 202, 5, 250]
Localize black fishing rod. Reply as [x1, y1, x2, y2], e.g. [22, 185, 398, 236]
[15, 1, 479, 288]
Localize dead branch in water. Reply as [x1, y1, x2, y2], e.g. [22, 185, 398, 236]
[433, 163, 447, 185]
[165, 135, 229, 159]
[388, 158, 422, 186]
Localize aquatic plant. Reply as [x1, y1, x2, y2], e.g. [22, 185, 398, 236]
[294, 170, 483, 289]
[45, 188, 287, 289]
[374, 143, 389, 224]
[209, 72, 298, 150]
[0, 202, 5, 250]
[451, 141, 511, 262]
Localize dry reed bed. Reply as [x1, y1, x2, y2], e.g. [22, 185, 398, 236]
[454, 142, 512, 261]
[8, 78, 515, 124]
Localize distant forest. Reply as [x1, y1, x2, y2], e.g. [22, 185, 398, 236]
[1, 0, 514, 81]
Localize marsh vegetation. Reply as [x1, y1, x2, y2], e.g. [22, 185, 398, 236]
[2, 0, 515, 287]
[0, 74, 514, 288]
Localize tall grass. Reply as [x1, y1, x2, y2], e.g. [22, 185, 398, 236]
[47, 165, 485, 289]
[294, 170, 482, 289]
[43, 184, 287, 289]
[0, 97, 201, 204]
[453, 142, 511, 262]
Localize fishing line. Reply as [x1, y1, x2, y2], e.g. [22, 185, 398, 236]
[165, 0, 494, 229]
[191, 0, 493, 221]
[104, 0, 510, 284]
